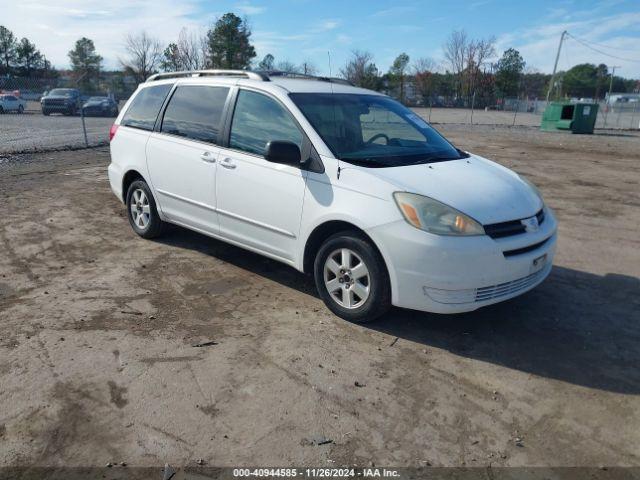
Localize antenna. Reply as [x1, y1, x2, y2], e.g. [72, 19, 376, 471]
[328, 51, 341, 179]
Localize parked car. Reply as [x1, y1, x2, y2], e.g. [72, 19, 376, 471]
[82, 96, 119, 117]
[0, 94, 27, 114]
[108, 70, 557, 322]
[41, 88, 82, 115]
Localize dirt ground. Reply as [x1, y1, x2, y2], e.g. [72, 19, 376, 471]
[1, 125, 639, 470]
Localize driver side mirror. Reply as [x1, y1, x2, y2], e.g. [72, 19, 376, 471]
[264, 141, 301, 167]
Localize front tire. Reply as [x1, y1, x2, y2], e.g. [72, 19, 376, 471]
[314, 232, 391, 322]
[126, 180, 164, 239]
[18, 105, 24, 114]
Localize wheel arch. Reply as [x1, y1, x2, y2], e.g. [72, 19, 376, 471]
[121, 169, 145, 203]
[302, 220, 389, 279]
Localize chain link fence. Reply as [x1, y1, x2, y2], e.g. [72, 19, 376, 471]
[1, 74, 134, 155]
[597, 101, 640, 130]
[410, 96, 639, 130]
[2, 74, 638, 156]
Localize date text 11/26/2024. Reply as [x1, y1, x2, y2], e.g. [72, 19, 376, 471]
[232, 468, 401, 477]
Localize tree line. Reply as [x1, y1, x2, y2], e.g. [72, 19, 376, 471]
[1, 17, 638, 103]
[337, 31, 637, 107]
[0, 26, 54, 77]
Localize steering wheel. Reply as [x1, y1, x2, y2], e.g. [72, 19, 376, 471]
[366, 133, 390, 145]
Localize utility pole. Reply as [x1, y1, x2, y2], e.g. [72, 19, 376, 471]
[546, 30, 567, 104]
[603, 65, 620, 128]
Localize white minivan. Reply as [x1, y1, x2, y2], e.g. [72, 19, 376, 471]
[108, 70, 557, 322]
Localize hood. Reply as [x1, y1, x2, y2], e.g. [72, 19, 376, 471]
[84, 100, 108, 106]
[44, 95, 74, 100]
[364, 155, 542, 225]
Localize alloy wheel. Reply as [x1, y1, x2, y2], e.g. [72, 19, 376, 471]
[130, 188, 151, 229]
[323, 248, 370, 309]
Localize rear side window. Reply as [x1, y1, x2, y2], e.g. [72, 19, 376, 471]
[230, 90, 303, 156]
[161, 86, 229, 144]
[121, 84, 172, 131]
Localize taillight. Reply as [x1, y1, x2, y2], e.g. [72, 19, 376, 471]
[109, 124, 119, 142]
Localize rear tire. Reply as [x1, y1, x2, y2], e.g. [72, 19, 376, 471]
[314, 232, 391, 323]
[126, 180, 165, 239]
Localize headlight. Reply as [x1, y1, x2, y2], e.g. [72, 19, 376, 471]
[393, 192, 484, 236]
[520, 175, 543, 203]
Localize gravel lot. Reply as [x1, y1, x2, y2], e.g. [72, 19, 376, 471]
[1, 125, 639, 471]
[0, 112, 113, 154]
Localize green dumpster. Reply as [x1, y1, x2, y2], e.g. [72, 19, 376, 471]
[541, 102, 599, 134]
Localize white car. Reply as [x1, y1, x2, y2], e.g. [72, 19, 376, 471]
[108, 70, 557, 322]
[0, 94, 27, 114]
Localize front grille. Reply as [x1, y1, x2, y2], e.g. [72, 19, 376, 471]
[475, 268, 547, 302]
[424, 266, 549, 305]
[44, 99, 66, 106]
[484, 208, 545, 239]
[503, 236, 551, 257]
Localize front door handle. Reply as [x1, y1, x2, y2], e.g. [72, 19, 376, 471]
[220, 158, 237, 169]
[200, 152, 216, 163]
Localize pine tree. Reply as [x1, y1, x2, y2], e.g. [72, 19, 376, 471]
[206, 13, 256, 69]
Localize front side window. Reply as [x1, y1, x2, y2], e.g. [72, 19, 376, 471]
[290, 93, 466, 167]
[161, 86, 229, 144]
[230, 90, 303, 156]
[122, 84, 173, 131]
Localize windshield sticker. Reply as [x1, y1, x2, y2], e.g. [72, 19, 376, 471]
[406, 113, 429, 127]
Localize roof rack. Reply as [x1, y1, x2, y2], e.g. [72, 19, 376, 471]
[146, 69, 269, 82]
[258, 70, 355, 86]
[146, 69, 355, 86]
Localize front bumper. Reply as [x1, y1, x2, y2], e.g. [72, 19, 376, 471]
[367, 208, 558, 314]
[83, 106, 108, 116]
[42, 103, 74, 112]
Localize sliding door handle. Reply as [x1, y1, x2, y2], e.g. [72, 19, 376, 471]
[220, 158, 237, 169]
[200, 152, 216, 163]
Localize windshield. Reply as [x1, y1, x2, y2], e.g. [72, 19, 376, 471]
[289, 93, 466, 167]
[49, 89, 75, 97]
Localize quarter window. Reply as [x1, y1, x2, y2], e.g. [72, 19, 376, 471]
[230, 90, 303, 156]
[121, 84, 172, 131]
[161, 86, 230, 144]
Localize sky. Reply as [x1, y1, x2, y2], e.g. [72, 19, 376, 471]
[2, 0, 640, 78]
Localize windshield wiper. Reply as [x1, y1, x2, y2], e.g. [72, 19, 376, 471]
[405, 156, 459, 165]
[339, 157, 395, 168]
[418, 150, 470, 164]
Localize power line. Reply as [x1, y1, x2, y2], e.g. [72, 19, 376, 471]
[565, 32, 640, 64]
[565, 33, 639, 53]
